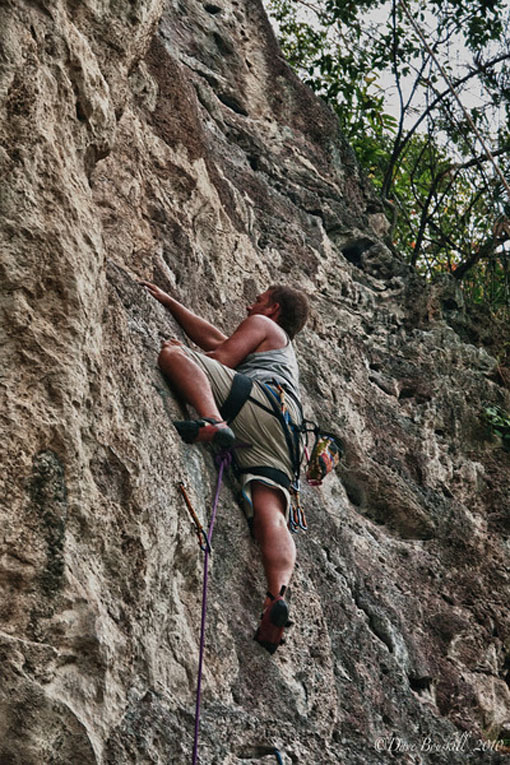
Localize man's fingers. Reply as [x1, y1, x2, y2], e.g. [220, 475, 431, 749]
[140, 280, 160, 294]
[161, 338, 182, 347]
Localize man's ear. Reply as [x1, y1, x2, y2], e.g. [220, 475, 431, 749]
[267, 301, 280, 320]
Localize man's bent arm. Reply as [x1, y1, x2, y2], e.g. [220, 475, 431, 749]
[206, 315, 274, 368]
[141, 281, 227, 351]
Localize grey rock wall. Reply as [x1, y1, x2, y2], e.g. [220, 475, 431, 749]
[1, 1, 510, 763]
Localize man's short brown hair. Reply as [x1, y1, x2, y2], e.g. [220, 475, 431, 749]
[268, 285, 309, 339]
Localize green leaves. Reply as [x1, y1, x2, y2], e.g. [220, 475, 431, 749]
[266, 0, 510, 316]
[484, 405, 510, 449]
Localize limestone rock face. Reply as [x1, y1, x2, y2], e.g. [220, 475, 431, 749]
[2, 1, 510, 763]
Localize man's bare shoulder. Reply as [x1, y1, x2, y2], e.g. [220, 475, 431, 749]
[240, 314, 284, 332]
[241, 314, 273, 328]
[239, 315, 287, 348]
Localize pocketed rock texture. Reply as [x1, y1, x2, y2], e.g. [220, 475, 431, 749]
[1, 1, 510, 763]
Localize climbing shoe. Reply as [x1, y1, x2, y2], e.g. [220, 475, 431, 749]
[254, 586, 291, 655]
[173, 417, 235, 448]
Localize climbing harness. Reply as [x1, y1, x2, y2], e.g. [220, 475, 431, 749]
[218, 372, 343, 533]
[192, 448, 232, 765]
[219, 373, 305, 529]
[219, 372, 254, 423]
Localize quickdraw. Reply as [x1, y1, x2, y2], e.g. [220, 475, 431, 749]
[179, 482, 211, 553]
[289, 484, 307, 533]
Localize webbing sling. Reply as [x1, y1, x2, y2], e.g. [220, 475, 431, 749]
[257, 382, 302, 482]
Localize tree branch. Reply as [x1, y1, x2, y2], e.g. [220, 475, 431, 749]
[383, 52, 510, 197]
[452, 234, 510, 280]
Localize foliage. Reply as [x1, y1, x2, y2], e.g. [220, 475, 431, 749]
[484, 405, 510, 449]
[266, 0, 510, 314]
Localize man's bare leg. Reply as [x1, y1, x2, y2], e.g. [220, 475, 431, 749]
[158, 342, 226, 439]
[251, 481, 296, 597]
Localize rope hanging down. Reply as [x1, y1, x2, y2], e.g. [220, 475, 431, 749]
[398, 0, 510, 198]
[188, 447, 287, 764]
[192, 449, 232, 765]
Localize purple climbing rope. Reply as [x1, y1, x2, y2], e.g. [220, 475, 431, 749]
[192, 449, 232, 765]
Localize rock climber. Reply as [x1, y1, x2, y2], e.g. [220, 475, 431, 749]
[141, 280, 309, 653]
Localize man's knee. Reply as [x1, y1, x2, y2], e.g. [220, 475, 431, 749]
[158, 343, 186, 370]
[253, 507, 287, 534]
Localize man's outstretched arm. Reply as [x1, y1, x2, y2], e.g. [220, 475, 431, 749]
[141, 281, 227, 351]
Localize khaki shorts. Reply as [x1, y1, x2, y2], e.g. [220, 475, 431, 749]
[183, 347, 301, 519]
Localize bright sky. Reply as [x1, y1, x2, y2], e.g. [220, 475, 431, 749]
[264, 0, 509, 144]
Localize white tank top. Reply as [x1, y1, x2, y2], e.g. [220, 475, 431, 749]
[235, 339, 301, 401]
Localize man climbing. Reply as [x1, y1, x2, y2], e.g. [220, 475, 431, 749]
[142, 280, 309, 653]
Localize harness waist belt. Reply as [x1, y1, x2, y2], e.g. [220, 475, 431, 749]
[237, 466, 291, 490]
